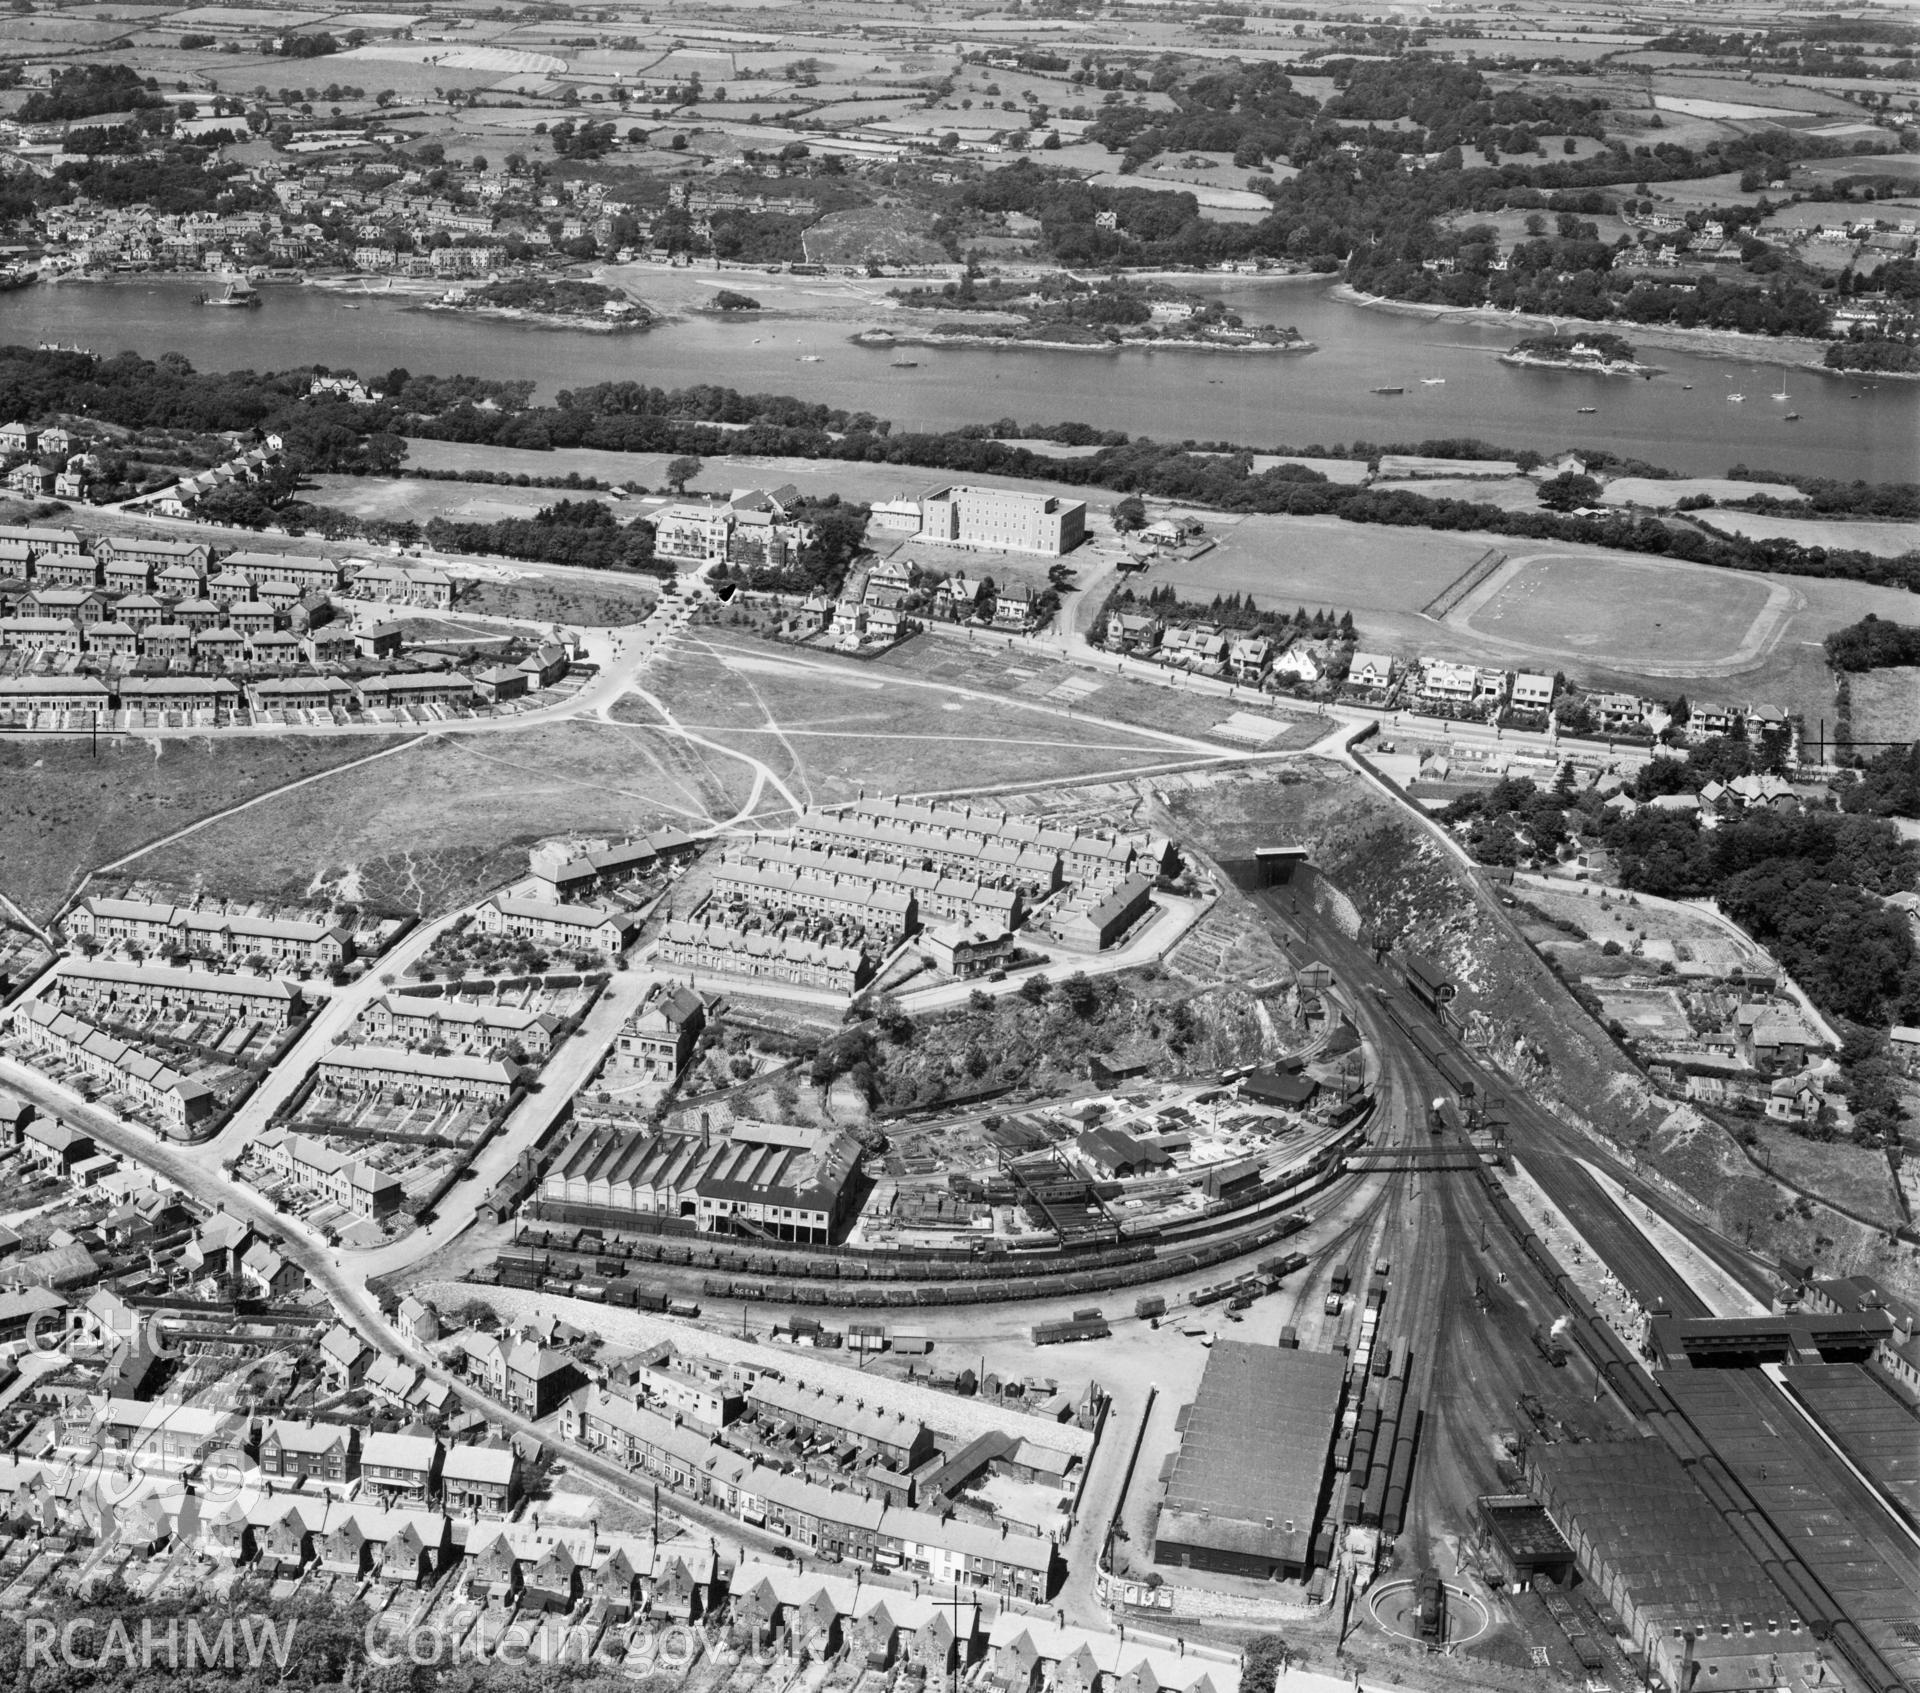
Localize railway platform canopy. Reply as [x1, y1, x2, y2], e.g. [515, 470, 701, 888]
[1646, 1309, 1891, 1369]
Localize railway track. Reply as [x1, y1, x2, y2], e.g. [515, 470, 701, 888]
[1250, 873, 1911, 1693]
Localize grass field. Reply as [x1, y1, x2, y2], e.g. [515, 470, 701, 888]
[1147, 512, 1487, 621]
[1750, 1122, 1903, 1229]
[135, 721, 747, 915]
[1697, 511, 1920, 559]
[802, 207, 948, 267]
[870, 635, 1327, 749]
[1462, 552, 1777, 667]
[0, 735, 412, 925]
[1850, 668, 1920, 744]
[1796, 154, 1920, 185]
[400, 438, 1114, 517]
[462, 571, 658, 627]
[614, 632, 1241, 817]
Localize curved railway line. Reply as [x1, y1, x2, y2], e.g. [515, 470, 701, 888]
[1249, 872, 1911, 1693]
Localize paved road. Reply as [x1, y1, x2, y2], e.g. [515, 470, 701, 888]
[8, 571, 706, 745]
[350, 965, 660, 1282]
[0, 1039, 774, 1563]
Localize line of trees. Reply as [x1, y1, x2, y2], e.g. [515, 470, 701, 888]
[3, 349, 1911, 593]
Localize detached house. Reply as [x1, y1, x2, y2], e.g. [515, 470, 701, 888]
[319, 1322, 373, 1391]
[505, 1338, 584, 1420]
[1734, 1005, 1824, 1076]
[616, 983, 708, 1079]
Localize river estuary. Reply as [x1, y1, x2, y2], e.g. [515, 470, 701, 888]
[3, 274, 1913, 483]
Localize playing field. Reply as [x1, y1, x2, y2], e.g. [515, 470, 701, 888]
[1458, 552, 1784, 670]
[1148, 513, 1491, 618]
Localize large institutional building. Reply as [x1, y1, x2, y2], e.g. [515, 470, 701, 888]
[916, 486, 1087, 557]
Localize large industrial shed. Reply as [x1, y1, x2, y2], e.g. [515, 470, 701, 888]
[1153, 1340, 1344, 1580]
[1527, 1440, 1821, 1693]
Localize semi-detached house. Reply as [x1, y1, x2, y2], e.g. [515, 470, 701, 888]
[474, 895, 635, 956]
[254, 1126, 405, 1216]
[258, 1419, 360, 1485]
[361, 1429, 441, 1506]
[441, 1443, 517, 1517]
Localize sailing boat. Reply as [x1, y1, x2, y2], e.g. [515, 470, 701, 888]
[1771, 380, 1789, 402]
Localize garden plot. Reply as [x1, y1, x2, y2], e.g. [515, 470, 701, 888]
[1589, 984, 1694, 1043]
[301, 1089, 494, 1149]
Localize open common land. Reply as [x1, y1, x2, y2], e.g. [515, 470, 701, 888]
[0, 735, 414, 927]
[133, 718, 752, 914]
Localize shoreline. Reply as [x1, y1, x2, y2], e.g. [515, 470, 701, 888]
[855, 329, 1317, 355]
[1330, 283, 1836, 376]
[409, 301, 653, 333]
[1498, 350, 1661, 378]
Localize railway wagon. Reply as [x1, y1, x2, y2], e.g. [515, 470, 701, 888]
[1257, 1251, 1309, 1283]
[1349, 1409, 1379, 1477]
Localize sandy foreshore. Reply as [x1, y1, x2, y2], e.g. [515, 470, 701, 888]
[1330, 283, 1838, 377]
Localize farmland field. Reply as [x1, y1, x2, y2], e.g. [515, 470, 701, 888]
[1795, 154, 1920, 185]
[1696, 511, 1920, 559]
